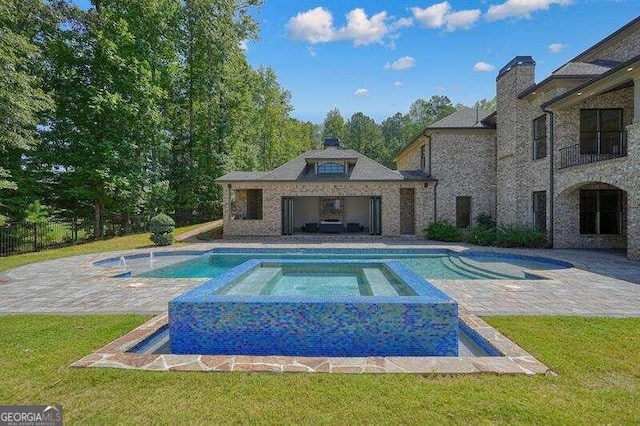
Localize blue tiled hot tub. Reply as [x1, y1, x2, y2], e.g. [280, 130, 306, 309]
[169, 259, 459, 357]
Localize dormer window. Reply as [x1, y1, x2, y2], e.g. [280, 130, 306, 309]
[318, 162, 345, 174]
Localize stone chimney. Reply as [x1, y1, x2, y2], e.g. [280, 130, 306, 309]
[323, 137, 340, 149]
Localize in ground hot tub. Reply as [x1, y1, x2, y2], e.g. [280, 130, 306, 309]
[169, 259, 458, 357]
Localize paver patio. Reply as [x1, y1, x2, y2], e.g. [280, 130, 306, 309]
[1, 239, 639, 316]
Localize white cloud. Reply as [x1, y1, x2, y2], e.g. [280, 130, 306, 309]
[412, 2, 480, 32]
[307, 46, 317, 57]
[394, 81, 404, 87]
[548, 42, 567, 53]
[474, 61, 496, 72]
[445, 9, 482, 31]
[354, 88, 370, 97]
[286, 7, 335, 44]
[486, 0, 572, 21]
[411, 2, 451, 28]
[338, 8, 389, 46]
[286, 7, 413, 47]
[384, 56, 416, 71]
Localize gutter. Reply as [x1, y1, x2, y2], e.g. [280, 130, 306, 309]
[542, 106, 555, 248]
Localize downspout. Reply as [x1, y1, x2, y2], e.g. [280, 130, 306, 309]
[542, 107, 555, 248]
[433, 181, 438, 223]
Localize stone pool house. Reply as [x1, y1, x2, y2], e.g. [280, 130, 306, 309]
[218, 15, 640, 261]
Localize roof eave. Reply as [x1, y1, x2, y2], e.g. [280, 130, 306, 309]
[542, 55, 640, 110]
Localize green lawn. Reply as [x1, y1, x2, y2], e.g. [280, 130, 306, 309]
[0, 315, 638, 424]
[0, 223, 206, 273]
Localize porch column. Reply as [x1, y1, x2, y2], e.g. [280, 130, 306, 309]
[627, 121, 640, 261]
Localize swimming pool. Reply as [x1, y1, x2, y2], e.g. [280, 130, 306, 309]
[120, 248, 572, 280]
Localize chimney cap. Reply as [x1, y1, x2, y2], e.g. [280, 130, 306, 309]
[323, 137, 340, 148]
[497, 56, 535, 80]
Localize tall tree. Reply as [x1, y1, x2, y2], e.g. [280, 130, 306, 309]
[406, 95, 456, 138]
[381, 112, 413, 168]
[41, 0, 180, 237]
[0, 0, 52, 200]
[321, 108, 346, 143]
[344, 112, 386, 162]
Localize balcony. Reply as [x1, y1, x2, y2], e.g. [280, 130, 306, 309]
[559, 132, 627, 169]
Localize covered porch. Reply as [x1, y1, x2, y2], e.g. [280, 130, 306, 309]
[281, 196, 381, 235]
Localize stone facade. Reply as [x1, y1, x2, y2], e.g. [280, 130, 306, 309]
[431, 130, 497, 226]
[222, 181, 434, 237]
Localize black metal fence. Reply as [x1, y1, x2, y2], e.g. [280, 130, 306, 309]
[0, 216, 150, 257]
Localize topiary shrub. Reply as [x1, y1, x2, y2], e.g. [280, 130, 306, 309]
[425, 220, 464, 242]
[496, 224, 547, 248]
[149, 213, 175, 246]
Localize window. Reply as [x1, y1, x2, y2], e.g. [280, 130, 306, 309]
[456, 197, 471, 228]
[245, 189, 263, 219]
[532, 191, 547, 231]
[420, 145, 426, 171]
[533, 115, 547, 160]
[580, 189, 621, 234]
[317, 162, 345, 174]
[580, 109, 623, 155]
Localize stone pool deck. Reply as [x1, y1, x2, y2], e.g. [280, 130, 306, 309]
[1, 240, 639, 316]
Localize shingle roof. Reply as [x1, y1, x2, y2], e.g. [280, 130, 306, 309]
[553, 61, 614, 76]
[427, 107, 495, 129]
[217, 147, 434, 182]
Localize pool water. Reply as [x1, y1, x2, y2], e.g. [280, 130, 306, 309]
[137, 251, 562, 280]
[216, 262, 414, 297]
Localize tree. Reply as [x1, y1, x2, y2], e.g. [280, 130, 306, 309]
[321, 108, 346, 144]
[406, 95, 456, 138]
[344, 112, 386, 162]
[380, 112, 413, 168]
[0, 1, 52, 195]
[475, 97, 497, 112]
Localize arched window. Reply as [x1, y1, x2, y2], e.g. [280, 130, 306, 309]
[318, 162, 345, 174]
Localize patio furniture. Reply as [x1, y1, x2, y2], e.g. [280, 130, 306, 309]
[320, 221, 343, 233]
[347, 222, 363, 233]
[303, 222, 319, 233]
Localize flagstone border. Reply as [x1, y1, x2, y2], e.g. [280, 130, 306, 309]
[71, 306, 550, 374]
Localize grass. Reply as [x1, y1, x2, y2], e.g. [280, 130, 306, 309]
[0, 223, 205, 273]
[0, 315, 638, 424]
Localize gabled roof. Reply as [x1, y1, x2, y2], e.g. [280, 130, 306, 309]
[553, 61, 616, 76]
[217, 147, 435, 182]
[427, 107, 495, 129]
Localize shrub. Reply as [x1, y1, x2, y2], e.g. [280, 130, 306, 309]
[467, 213, 497, 246]
[476, 213, 496, 229]
[149, 213, 175, 246]
[425, 220, 464, 242]
[496, 224, 548, 248]
[468, 226, 497, 246]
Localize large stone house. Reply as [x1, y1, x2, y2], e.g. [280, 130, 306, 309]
[395, 16, 640, 261]
[217, 15, 639, 261]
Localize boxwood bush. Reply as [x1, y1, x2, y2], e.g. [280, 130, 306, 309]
[149, 213, 175, 246]
[496, 224, 548, 248]
[425, 220, 464, 242]
[467, 213, 497, 246]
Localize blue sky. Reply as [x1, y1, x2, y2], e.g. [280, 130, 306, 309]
[72, 1, 638, 123]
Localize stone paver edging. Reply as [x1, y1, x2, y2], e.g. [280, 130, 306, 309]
[71, 307, 549, 375]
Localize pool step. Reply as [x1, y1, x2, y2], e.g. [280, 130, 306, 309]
[447, 256, 508, 279]
[221, 267, 281, 295]
[362, 268, 397, 296]
[456, 256, 523, 280]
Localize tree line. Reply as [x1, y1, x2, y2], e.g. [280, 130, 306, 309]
[0, 0, 495, 239]
[1, 0, 316, 237]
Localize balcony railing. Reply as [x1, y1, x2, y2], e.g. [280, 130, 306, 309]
[559, 132, 627, 169]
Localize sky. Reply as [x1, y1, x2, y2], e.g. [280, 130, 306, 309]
[72, 1, 639, 124]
